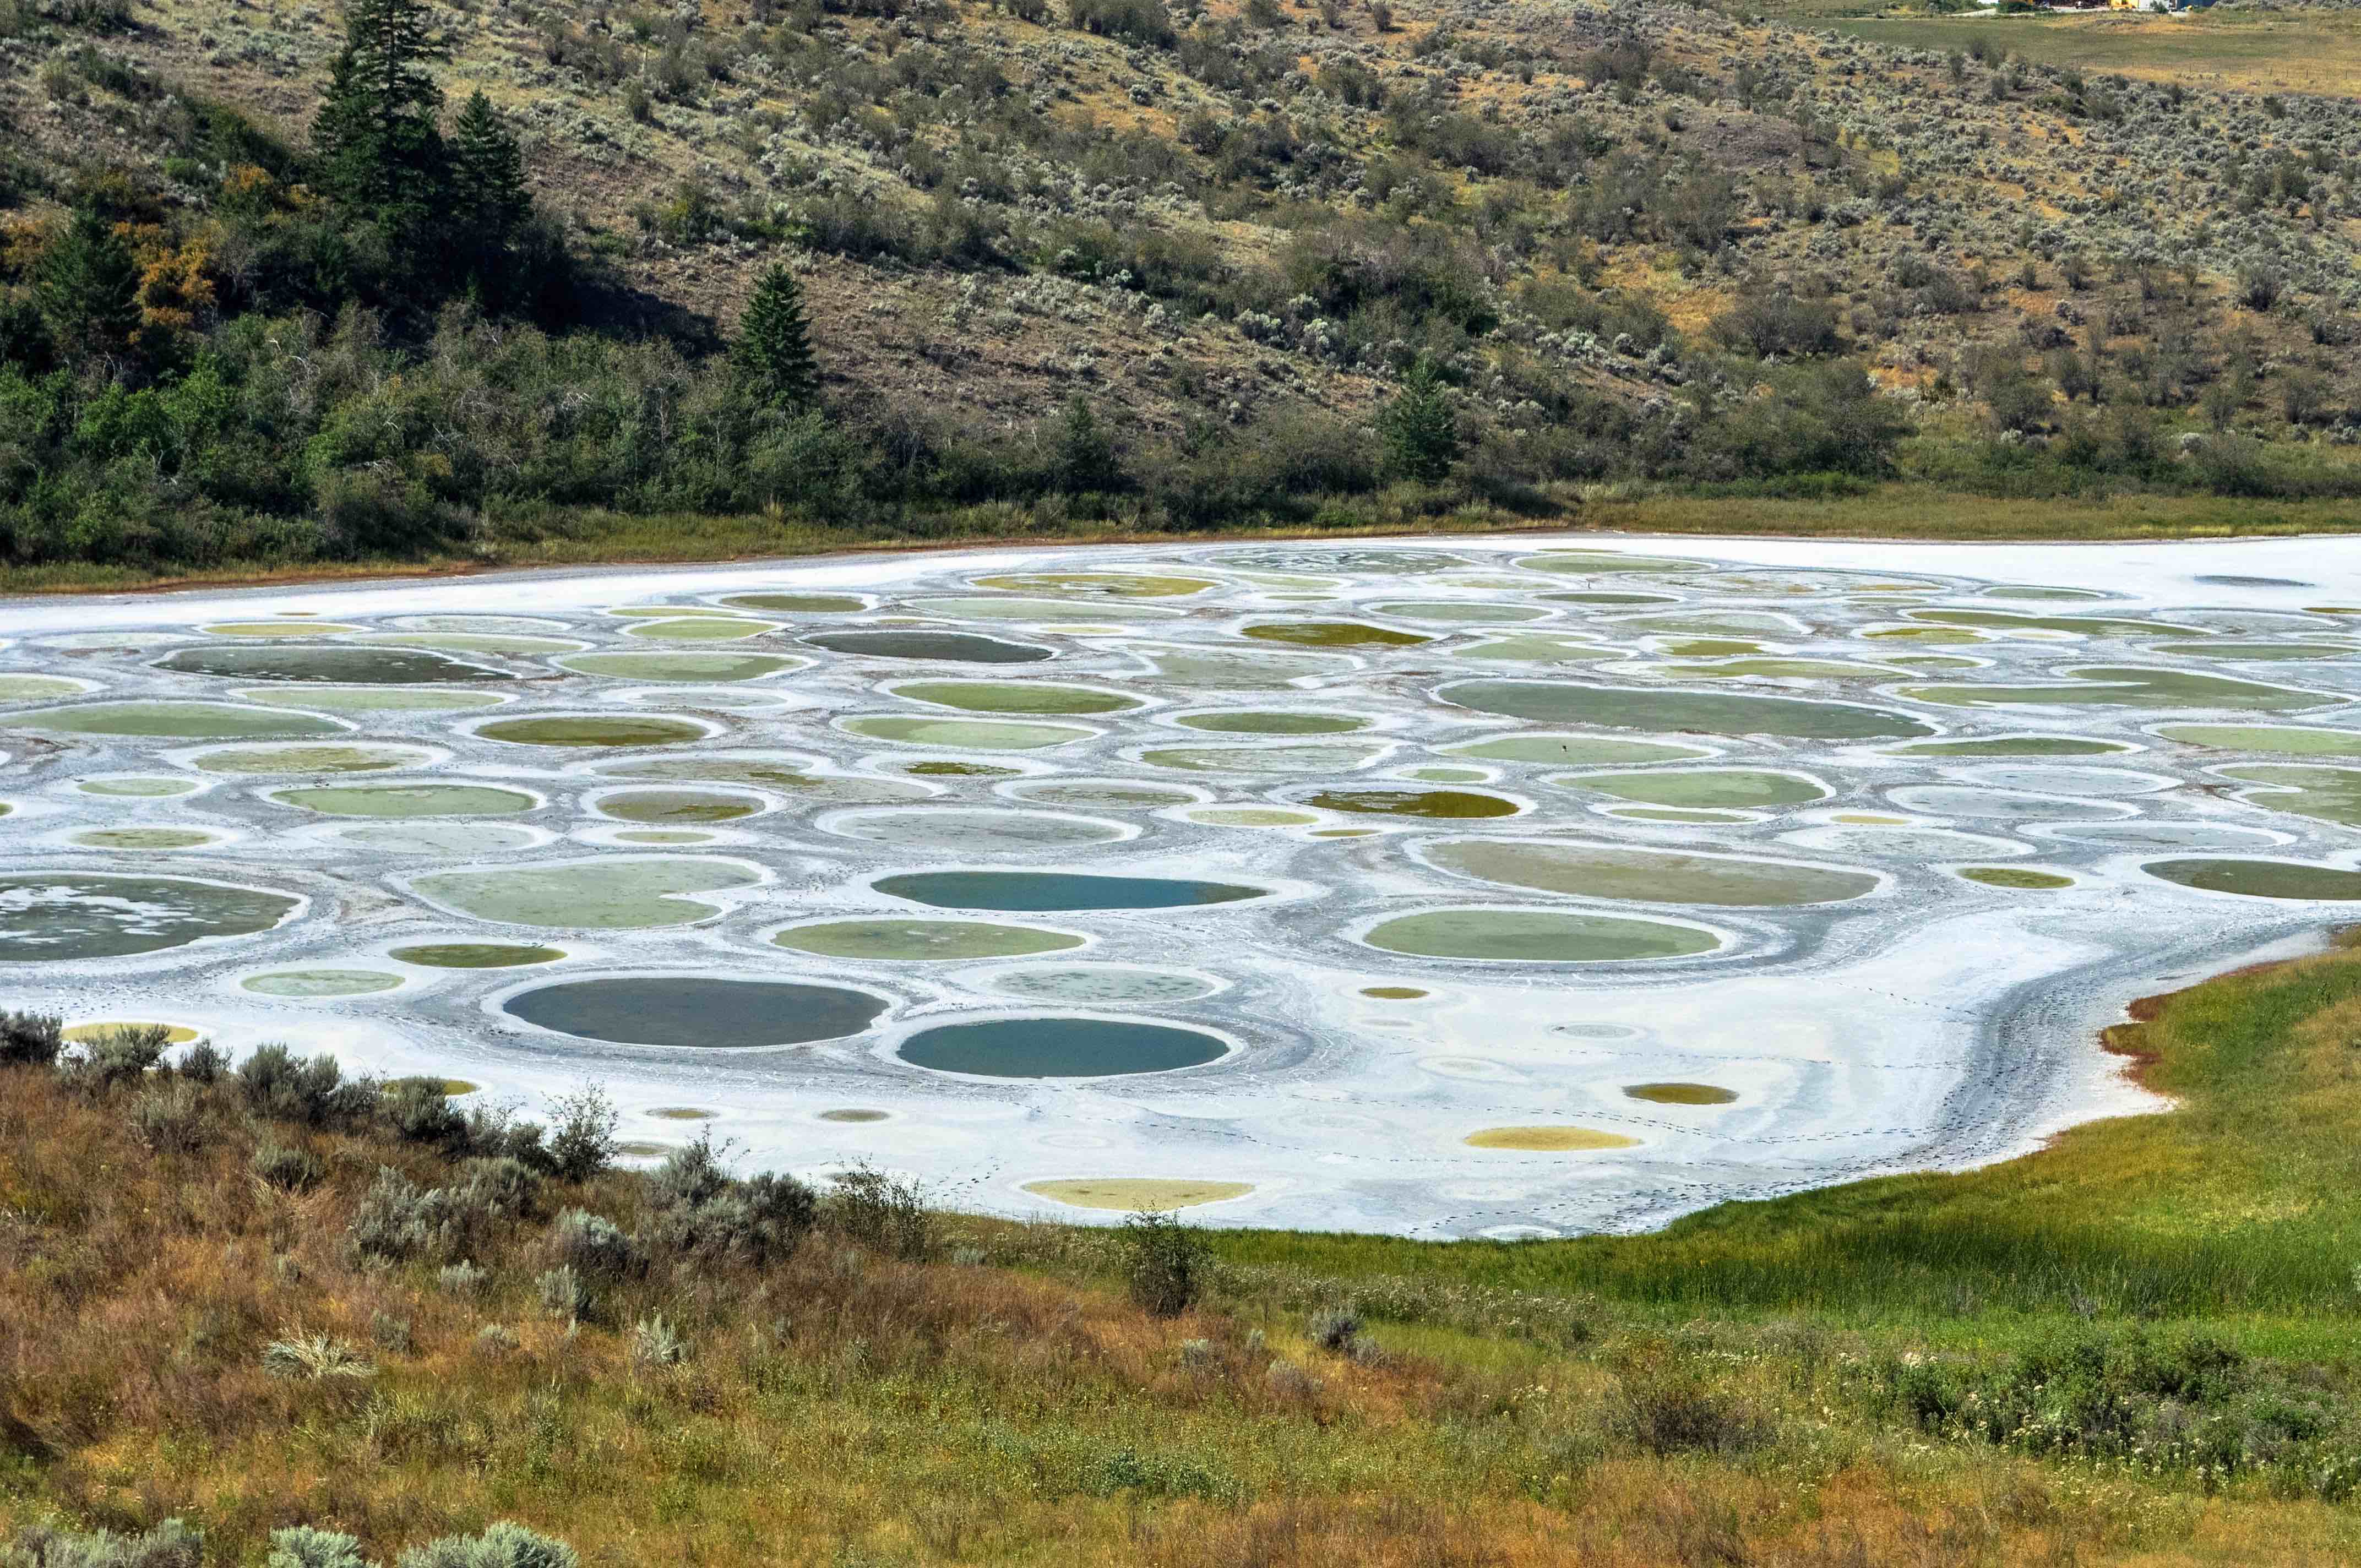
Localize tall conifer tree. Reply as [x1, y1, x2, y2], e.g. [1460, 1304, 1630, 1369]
[735, 264, 819, 409]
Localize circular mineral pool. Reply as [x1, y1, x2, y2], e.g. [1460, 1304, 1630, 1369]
[824, 808, 1126, 852]
[78, 777, 198, 798]
[504, 977, 889, 1048]
[198, 744, 428, 775]
[648, 1107, 717, 1120]
[1300, 788, 1520, 819]
[1189, 808, 1318, 828]
[414, 857, 762, 928]
[73, 829, 216, 850]
[1361, 986, 1428, 1000]
[842, 716, 1094, 750]
[819, 1108, 889, 1123]
[805, 630, 1052, 663]
[1424, 840, 1879, 907]
[1557, 769, 1830, 810]
[1364, 908, 1721, 962]
[1240, 622, 1432, 649]
[875, 870, 1264, 911]
[274, 783, 535, 817]
[1009, 781, 1203, 808]
[1024, 1178, 1253, 1210]
[622, 617, 779, 641]
[896, 1016, 1228, 1078]
[1445, 735, 1710, 766]
[558, 651, 803, 682]
[888, 680, 1139, 716]
[1890, 736, 2133, 759]
[234, 685, 505, 714]
[595, 790, 764, 824]
[722, 593, 868, 613]
[157, 645, 508, 684]
[62, 1021, 199, 1044]
[241, 969, 403, 997]
[774, 919, 1084, 961]
[2156, 725, 2361, 756]
[971, 572, 1214, 598]
[0, 674, 93, 703]
[905, 760, 1021, 777]
[1958, 867, 2075, 890]
[389, 943, 564, 969]
[14, 701, 345, 739]
[1369, 600, 1549, 625]
[1623, 1083, 1738, 1106]
[990, 967, 1218, 1004]
[2140, 859, 2361, 900]
[1140, 743, 1385, 775]
[0, 873, 299, 961]
[1176, 708, 1379, 737]
[1440, 680, 1933, 741]
[1517, 551, 1703, 575]
[339, 823, 538, 856]
[1464, 1126, 1638, 1151]
[477, 716, 707, 748]
[199, 621, 358, 638]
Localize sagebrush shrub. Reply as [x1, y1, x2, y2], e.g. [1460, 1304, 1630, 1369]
[1122, 1210, 1206, 1318]
[0, 1011, 62, 1069]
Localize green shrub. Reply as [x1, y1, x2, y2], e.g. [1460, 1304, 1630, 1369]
[646, 1136, 818, 1269]
[57, 1026, 170, 1093]
[5, 1518, 203, 1568]
[251, 1141, 324, 1192]
[1122, 1210, 1206, 1318]
[1066, 0, 1173, 48]
[823, 1166, 932, 1261]
[265, 1526, 371, 1568]
[551, 1207, 640, 1280]
[0, 1011, 61, 1068]
[391, 1523, 576, 1568]
[239, 1044, 374, 1128]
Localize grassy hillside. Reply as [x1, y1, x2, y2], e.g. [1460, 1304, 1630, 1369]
[7, 0, 2361, 584]
[7, 937, 2361, 1565]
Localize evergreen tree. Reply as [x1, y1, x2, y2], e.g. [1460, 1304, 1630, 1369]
[447, 89, 531, 304]
[1377, 358, 1459, 482]
[34, 207, 142, 362]
[313, 0, 449, 223]
[734, 264, 819, 409]
[448, 90, 528, 245]
[1056, 396, 1119, 493]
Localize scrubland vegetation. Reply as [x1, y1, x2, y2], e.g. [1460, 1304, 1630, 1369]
[6, 0, 2361, 586]
[7, 935, 2361, 1564]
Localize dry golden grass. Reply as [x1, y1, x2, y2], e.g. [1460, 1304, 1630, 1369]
[9, 1035, 2361, 1566]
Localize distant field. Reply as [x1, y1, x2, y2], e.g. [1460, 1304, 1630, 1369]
[1810, 10, 2361, 99]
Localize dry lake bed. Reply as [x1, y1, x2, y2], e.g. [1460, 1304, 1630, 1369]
[4, 533, 2358, 1236]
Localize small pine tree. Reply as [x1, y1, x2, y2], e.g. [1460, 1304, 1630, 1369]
[735, 263, 819, 409]
[1056, 395, 1120, 493]
[448, 90, 529, 245]
[34, 208, 142, 360]
[1377, 358, 1459, 482]
[313, 0, 449, 221]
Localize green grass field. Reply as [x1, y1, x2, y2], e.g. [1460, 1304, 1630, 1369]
[1197, 933, 2361, 1356]
[4, 487, 2359, 598]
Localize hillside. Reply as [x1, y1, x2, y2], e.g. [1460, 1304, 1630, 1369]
[4, 0, 2361, 582]
[7, 938, 2361, 1563]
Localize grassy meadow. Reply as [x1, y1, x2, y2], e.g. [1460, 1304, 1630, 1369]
[5, 486, 2360, 598]
[7, 937, 2361, 1565]
[1815, 10, 2361, 101]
